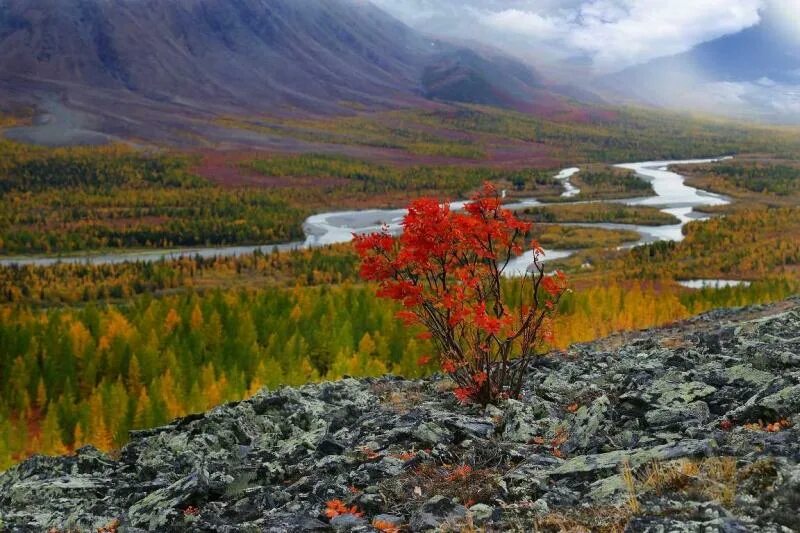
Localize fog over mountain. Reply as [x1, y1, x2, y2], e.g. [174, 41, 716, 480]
[601, 3, 800, 122]
[371, 0, 800, 122]
[1, 0, 797, 138]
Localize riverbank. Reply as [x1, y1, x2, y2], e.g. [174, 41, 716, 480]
[0, 157, 732, 273]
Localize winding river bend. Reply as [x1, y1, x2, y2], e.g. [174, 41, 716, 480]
[0, 157, 731, 273]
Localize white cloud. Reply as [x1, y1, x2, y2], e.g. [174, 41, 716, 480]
[481, 0, 763, 72]
[766, 0, 800, 45]
[370, 0, 766, 73]
[366, 0, 800, 121]
[684, 80, 800, 120]
[484, 9, 563, 40]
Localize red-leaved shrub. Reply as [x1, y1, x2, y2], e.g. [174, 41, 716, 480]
[354, 183, 567, 404]
[325, 499, 363, 519]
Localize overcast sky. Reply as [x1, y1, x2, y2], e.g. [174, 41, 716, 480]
[369, 0, 796, 75]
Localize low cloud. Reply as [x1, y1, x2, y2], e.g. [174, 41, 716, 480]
[483, 9, 563, 40]
[676, 80, 800, 121]
[368, 0, 799, 121]
[562, 0, 761, 71]
[370, 0, 764, 73]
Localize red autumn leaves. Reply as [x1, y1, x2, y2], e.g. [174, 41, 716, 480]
[354, 183, 567, 405]
[325, 499, 363, 519]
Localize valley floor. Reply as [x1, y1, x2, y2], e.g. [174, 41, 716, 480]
[1, 298, 798, 532]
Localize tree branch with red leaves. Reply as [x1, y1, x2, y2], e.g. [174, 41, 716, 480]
[354, 183, 567, 405]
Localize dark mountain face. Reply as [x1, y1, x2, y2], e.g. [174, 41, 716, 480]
[609, 24, 800, 87]
[684, 25, 800, 84]
[422, 49, 545, 108]
[0, 0, 430, 110]
[0, 0, 549, 145]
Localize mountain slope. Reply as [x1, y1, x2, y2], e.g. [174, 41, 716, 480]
[1, 298, 798, 530]
[422, 48, 546, 108]
[0, 0, 554, 145]
[601, 21, 800, 122]
[0, 0, 430, 111]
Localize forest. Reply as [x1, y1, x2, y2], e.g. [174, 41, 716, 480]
[0, 141, 658, 257]
[0, 108, 799, 469]
[0, 199, 798, 467]
[521, 203, 680, 225]
[536, 167, 654, 202]
[678, 159, 800, 212]
[0, 141, 309, 254]
[544, 207, 800, 285]
[216, 114, 488, 160]
[3, 119, 799, 258]
[0, 142, 571, 255]
[0, 222, 634, 307]
[0, 277, 795, 469]
[405, 106, 800, 162]
[567, 168, 652, 199]
[683, 160, 800, 196]
[619, 208, 800, 280]
[0, 245, 361, 305]
[246, 154, 563, 198]
[219, 105, 800, 165]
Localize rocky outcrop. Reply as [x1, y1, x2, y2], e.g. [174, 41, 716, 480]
[1, 298, 799, 532]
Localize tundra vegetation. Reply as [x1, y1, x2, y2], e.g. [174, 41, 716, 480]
[0, 205, 796, 468]
[0, 114, 798, 468]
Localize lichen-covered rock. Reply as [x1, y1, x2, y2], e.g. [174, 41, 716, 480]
[501, 398, 553, 443]
[645, 400, 711, 428]
[565, 395, 611, 452]
[467, 502, 498, 525]
[625, 376, 717, 409]
[409, 496, 467, 531]
[551, 439, 717, 476]
[329, 513, 369, 531]
[128, 471, 209, 529]
[0, 298, 799, 532]
[758, 385, 800, 417]
[412, 421, 451, 446]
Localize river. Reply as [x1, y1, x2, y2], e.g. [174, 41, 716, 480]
[0, 157, 731, 272]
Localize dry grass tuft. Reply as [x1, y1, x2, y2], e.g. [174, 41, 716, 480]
[530, 456, 750, 533]
[658, 336, 692, 350]
[735, 458, 778, 495]
[439, 512, 485, 532]
[435, 378, 458, 394]
[620, 459, 640, 514]
[633, 457, 738, 507]
[532, 507, 631, 533]
[379, 461, 501, 512]
[371, 382, 425, 414]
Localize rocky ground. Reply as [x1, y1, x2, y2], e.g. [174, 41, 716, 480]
[1, 298, 799, 532]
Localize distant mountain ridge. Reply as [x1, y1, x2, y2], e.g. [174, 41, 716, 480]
[601, 20, 800, 122]
[0, 0, 557, 145]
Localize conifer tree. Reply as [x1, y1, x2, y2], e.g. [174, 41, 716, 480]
[40, 408, 67, 456]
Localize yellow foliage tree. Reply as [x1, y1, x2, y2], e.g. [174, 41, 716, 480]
[189, 304, 204, 330]
[133, 388, 152, 429]
[88, 392, 114, 452]
[68, 320, 93, 357]
[164, 307, 182, 334]
[158, 369, 183, 420]
[40, 408, 67, 456]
